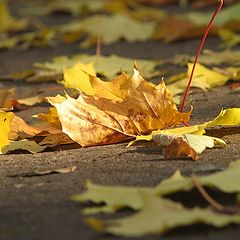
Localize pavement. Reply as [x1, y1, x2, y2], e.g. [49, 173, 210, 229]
[0, 2, 240, 240]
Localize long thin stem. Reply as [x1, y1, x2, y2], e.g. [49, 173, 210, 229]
[180, 0, 224, 113]
[192, 175, 240, 214]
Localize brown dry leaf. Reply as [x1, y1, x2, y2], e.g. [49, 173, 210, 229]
[8, 166, 77, 177]
[8, 115, 41, 141]
[160, 135, 197, 160]
[153, 17, 215, 42]
[192, 0, 239, 9]
[38, 132, 74, 146]
[135, 0, 176, 6]
[0, 88, 15, 110]
[152, 133, 225, 160]
[47, 68, 191, 147]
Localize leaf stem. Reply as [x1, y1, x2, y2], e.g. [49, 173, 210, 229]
[192, 175, 240, 214]
[180, 0, 224, 113]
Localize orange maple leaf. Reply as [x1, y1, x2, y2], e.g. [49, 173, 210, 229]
[47, 68, 191, 147]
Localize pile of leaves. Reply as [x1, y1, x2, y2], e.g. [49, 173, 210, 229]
[1, 62, 239, 160]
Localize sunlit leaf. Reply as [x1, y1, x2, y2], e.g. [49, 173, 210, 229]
[0, 0, 27, 33]
[0, 111, 14, 153]
[33, 54, 160, 80]
[152, 133, 225, 160]
[131, 108, 240, 144]
[1, 139, 47, 154]
[88, 192, 240, 237]
[218, 29, 240, 49]
[47, 68, 190, 146]
[60, 14, 156, 47]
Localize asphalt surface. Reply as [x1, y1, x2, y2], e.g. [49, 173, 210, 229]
[0, 1, 240, 240]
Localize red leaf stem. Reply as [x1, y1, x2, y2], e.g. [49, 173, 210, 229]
[180, 0, 224, 113]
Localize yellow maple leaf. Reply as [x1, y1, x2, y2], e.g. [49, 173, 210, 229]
[0, 111, 14, 153]
[47, 68, 191, 147]
[187, 63, 229, 88]
[60, 62, 96, 95]
[37, 107, 62, 129]
[0, 0, 27, 33]
[0, 110, 66, 154]
[130, 108, 240, 159]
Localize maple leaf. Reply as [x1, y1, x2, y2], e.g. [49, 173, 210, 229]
[0, 88, 15, 110]
[72, 160, 240, 237]
[72, 160, 240, 215]
[152, 133, 225, 160]
[130, 108, 240, 159]
[46, 67, 190, 147]
[0, 28, 56, 50]
[166, 63, 235, 98]
[87, 192, 240, 237]
[169, 49, 240, 67]
[218, 29, 240, 48]
[0, 110, 68, 154]
[11, 54, 160, 83]
[0, 0, 28, 33]
[60, 62, 96, 94]
[60, 14, 156, 47]
[153, 2, 240, 42]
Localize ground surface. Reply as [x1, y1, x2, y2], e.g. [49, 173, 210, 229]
[0, 2, 240, 240]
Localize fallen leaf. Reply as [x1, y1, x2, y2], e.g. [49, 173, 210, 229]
[36, 107, 62, 129]
[60, 62, 96, 93]
[153, 17, 208, 43]
[192, 0, 239, 9]
[15, 96, 43, 107]
[218, 29, 240, 49]
[47, 68, 190, 146]
[8, 166, 77, 177]
[71, 180, 153, 214]
[152, 133, 225, 160]
[184, 3, 240, 26]
[88, 192, 240, 237]
[153, 3, 240, 42]
[72, 160, 240, 215]
[169, 49, 240, 67]
[0, 88, 15, 109]
[60, 14, 156, 47]
[140, 108, 240, 139]
[18, 0, 127, 16]
[0, 27, 56, 50]
[1, 139, 47, 154]
[0, 0, 28, 33]
[33, 54, 160, 81]
[38, 132, 74, 146]
[129, 108, 240, 157]
[128, 5, 166, 22]
[135, 0, 177, 6]
[0, 111, 14, 153]
[0, 111, 66, 154]
[165, 63, 231, 97]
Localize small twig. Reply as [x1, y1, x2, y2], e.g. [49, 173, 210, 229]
[192, 175, 240, 214]
[180, 0, 224, 113]
[96, 33, 101, 57]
